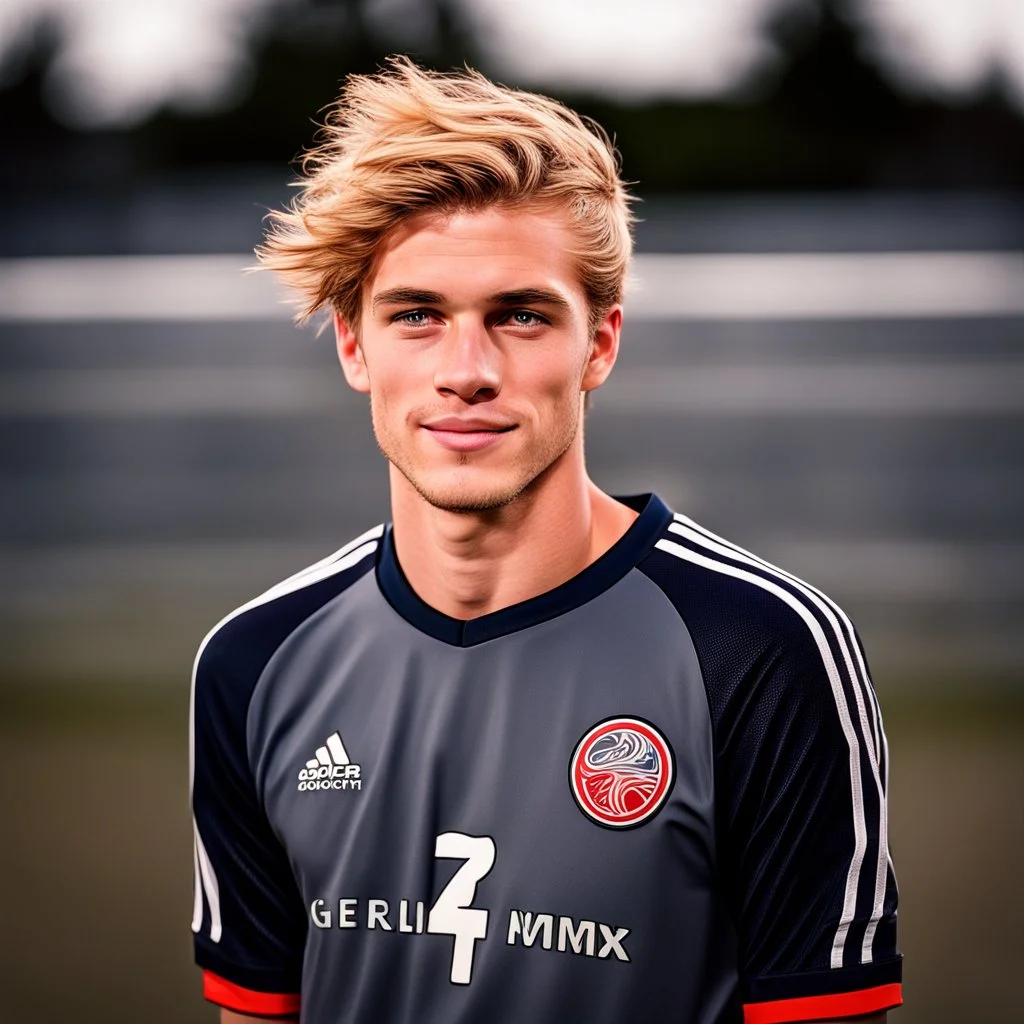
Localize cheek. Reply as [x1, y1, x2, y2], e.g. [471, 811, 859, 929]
[363, 357, 404, 405]
[362, 367, 396, 425]
[548, 355, 591, 407]
[523, 345, 588, 393]
[368, 345, 431, 390]
[364, 361, 426, 439]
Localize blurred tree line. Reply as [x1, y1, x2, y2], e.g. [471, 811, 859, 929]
[1, 0, 1022, 192]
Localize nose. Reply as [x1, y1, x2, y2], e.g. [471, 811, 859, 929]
[433, 317, 501, 403]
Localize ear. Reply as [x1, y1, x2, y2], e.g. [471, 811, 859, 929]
[581, 304, 622, 393]
[334, 312, 370, 394]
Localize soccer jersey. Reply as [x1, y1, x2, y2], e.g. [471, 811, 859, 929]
[190, 494, 901, 1023]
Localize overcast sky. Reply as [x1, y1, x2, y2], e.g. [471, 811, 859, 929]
[0, 0, 1022, 128]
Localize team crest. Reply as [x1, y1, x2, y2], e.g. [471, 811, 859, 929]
[569, 717, 674, 828]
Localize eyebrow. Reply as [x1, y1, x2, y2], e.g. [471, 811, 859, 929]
[370, 286, 573, 315]
[488, 289, 572, 314]
[371, 288, 445, 313]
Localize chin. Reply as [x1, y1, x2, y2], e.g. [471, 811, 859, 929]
[381, 422, 579, 515]
[407, 474, 529, 514]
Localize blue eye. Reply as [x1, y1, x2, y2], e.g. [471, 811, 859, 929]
[508, 310, 544, 326]
[396, 309, 430, 325]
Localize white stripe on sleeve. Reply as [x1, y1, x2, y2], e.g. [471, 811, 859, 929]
[187, 526, 382, 943]
[667, 517, 891, 963]
[194, 821, 222, 943]
[191, 830, 204, 934]
[655, 537, 868, 969]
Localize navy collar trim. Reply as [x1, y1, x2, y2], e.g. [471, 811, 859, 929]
[375, 493, 673, 647]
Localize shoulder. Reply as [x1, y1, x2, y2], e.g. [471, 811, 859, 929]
[192, 524, 383, 701]
[637, 510, 853, 653]
[636, 512, 872, 732]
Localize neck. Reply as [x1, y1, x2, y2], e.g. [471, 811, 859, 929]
[389, 452, 638, 620]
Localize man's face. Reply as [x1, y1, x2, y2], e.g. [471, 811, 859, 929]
[335, 204, 621, 514]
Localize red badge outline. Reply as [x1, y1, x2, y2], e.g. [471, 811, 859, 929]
[568, 716, 675, 829]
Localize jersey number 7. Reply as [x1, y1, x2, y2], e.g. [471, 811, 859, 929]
[427, 832, 497, 984]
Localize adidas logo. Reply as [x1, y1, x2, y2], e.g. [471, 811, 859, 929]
[297, 732, 362, 792]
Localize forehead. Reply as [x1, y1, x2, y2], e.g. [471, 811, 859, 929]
[366, 204, 585, 303]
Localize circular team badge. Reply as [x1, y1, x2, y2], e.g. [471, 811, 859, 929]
[569, 717, 675, 829]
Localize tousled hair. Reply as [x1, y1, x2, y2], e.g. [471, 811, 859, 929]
[257, 56, 635, 332]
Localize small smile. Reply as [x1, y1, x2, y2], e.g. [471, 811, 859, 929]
[421, 419, 516, 453]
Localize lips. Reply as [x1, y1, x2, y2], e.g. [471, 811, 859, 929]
[421, 418, 515, 453]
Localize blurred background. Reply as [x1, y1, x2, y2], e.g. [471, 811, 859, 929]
[1, 0, 1021, 1021]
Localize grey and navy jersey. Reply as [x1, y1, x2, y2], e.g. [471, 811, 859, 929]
[190, 494, 901, 1023]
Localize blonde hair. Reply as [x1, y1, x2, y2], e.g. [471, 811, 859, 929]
[257, 56, 635, 332]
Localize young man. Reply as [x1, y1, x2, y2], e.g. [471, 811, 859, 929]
[190, 58, 901, 1024]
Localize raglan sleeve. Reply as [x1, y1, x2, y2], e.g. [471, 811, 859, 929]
[713, 592, 902, 1024]
[190, 625, 307, 1017]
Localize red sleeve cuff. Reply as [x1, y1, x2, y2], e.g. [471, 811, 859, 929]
[744, 982, 902, 1023]
[203, 970, 301, 1017]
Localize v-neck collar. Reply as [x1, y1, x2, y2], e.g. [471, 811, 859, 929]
[375, 493, 672, 647]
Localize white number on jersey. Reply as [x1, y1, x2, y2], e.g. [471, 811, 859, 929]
[427, 832, 496, 984]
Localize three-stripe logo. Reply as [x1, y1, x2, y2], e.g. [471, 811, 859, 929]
[297, 731, 363, 792]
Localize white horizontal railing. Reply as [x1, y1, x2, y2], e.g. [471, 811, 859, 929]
[0, 251, 1022, 322]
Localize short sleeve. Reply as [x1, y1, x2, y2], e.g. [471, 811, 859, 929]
[713, 606, 902, 1022]
[190, 624, 306, 1016]
[639, 535, 902, 1023]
